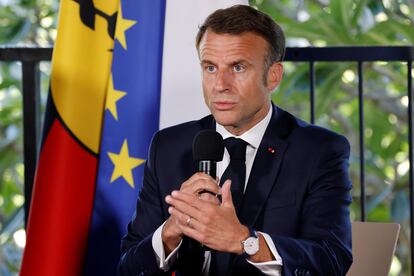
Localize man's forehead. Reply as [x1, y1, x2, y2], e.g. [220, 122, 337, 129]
[198, 30, 268, 62]
[199, 29, 266, 45]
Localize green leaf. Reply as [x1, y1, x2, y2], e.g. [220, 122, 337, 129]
[387, 17, 414, 43]
[367, 203, 390, 222]
[330, 0, 352, 30]
[351, 0, 370, 26]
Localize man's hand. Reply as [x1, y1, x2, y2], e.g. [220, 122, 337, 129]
[165, 180, 249, 254]
[164, 177, 276, 262]
[161, 173, 220, 254]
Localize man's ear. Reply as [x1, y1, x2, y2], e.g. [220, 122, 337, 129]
[266, 62, 283, 91]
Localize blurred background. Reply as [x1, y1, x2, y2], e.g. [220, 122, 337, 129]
[0, 0, 413, 274]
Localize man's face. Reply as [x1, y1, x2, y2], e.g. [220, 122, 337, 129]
[199, 30, 283, 135]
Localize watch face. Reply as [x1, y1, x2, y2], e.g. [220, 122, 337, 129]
[244, 237, 259, 255]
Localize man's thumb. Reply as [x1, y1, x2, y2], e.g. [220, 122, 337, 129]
[221, 179, 233, 207]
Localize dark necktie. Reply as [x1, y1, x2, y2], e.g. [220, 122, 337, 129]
[220, 137, 248, 214]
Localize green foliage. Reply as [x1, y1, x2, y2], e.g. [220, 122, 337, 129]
[0, 0, 58, 45]
[0, 0, 57, 274]
[0, 0, 413, 273]
[253, 0, 413, 274]
[0, 62, 25, 275]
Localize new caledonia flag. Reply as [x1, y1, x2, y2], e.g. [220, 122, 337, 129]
[21, 0, 247, 275]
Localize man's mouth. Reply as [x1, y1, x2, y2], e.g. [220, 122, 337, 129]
[212, 101, 237, 110]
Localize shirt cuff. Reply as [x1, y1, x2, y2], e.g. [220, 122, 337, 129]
[151, 221, 182, 271]
[245, 231, 283, 276]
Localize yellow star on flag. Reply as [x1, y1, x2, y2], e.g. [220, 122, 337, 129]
[105, 74, 126, 120]
[115, 2, 137, 50]
[108, 139, 145, 188]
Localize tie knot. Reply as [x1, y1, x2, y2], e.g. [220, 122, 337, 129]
[224, 137, 248, 161]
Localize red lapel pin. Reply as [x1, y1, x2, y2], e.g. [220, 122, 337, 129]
[267, 147, 275, 154]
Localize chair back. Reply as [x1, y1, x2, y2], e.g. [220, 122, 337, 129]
[346, 221, 400, 276]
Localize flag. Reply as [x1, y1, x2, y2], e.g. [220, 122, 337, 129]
[21, 1, 247, 275]
[83, 1, 166, 274]
[21, 0, 119, 275]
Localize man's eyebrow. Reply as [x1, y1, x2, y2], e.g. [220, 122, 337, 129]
[230, 59, 249, 66]
[200, 59, 216, 65]
[200, 59, 251, 66]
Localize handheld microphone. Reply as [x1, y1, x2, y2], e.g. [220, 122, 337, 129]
[192, 130, 224, 251]
[192, 129, 224, 178]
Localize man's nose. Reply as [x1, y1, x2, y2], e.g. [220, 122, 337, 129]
[214, 70, 231, 92]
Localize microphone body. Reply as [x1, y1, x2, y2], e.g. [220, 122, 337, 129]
[198, 160, 217, 178]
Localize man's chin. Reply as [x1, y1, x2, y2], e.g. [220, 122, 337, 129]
[212, 115, 238, 128]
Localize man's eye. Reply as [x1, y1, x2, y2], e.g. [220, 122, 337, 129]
[206, 65, 216, 73]
[233, 64, 245, 72]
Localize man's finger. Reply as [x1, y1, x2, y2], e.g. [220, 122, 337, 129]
[179, 222, 215, 247]
[221, 180, 234, 208]
[198, 192, 220, 204]
[168, 206, 196, 227]
[181, 173, 219, 195]
[170, 191, 211, 209]
[166, 194, 205, 221]
[192, 179, 220, 196]
[181, 172, 212, 189]
[169, 207, 207, 238]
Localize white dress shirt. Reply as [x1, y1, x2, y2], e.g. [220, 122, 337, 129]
[152, 106, 283, 275]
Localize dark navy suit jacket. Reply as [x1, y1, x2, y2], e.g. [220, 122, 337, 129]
[118, 105, 353, 276]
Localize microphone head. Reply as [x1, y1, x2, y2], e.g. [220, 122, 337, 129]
[192, 130, 224, 161]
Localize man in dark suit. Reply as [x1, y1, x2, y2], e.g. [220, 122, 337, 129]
[118, 5, 352, 276]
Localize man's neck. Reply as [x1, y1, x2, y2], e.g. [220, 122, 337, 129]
[216, 105, 273, 144]
[222, 104, 272, 136]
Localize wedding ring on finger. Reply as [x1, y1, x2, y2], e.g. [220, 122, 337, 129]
[186, 216, 192, 226]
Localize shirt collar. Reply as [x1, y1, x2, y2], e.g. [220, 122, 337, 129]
[216, 105, 273, 149]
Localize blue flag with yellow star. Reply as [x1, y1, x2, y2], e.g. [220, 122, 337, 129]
[84, 1, 166, 275]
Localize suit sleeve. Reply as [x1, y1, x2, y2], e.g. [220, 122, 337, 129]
[117, 132, 172, 276]
[271, 134, 353, 276]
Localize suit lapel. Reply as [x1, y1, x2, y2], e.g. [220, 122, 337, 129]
[239, 106, 294, 226]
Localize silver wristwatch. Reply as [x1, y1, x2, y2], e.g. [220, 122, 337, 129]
[242, 228, 259, 256]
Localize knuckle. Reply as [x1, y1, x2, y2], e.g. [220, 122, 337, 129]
[199, 194, 215, 202]
[188, 195, 198, 206]
[199, 224, 208, 234]
[205, 207, 215, 217]
[203, 214, 212, 225]
[195, 173, 204, 180]
[199, 234, 207, 243]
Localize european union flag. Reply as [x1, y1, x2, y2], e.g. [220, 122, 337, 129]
[85, 1, 166, 275]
